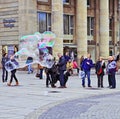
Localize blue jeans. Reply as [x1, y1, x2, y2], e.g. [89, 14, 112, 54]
[2, 67, 8, 82]
[110, 72, 116, 88]
[59, 70, 65, 86]
[82, 70, 91, 86]
[39, 69, 43, 79]
[28, 64, 33, 73]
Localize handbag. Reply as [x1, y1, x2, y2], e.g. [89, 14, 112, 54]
[79, 70, 85, 79]
[97, 67, 102, 75]
[35, 73, 40, 77]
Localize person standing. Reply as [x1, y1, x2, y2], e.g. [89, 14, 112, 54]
[66, 59, 73, 75]
[64, 52, 70, 63]
[7, 55, 19, 86]
[95, 57, 106, 88]
[38, 64, 44, 79]
[57, 53, 66, 88]
[73, 59, 79, 74]
[80, 55, 84, 71]
[81, 53, 94, 87]
[45, 64, 57, 88]
[26, 56, 33, 74]
[1, 53, 9, 82]
[106, 56, 112, 88]
[108, 56, 117, 89]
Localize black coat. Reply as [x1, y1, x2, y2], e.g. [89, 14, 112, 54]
[57, 56, 66, 71]
[1, 57, 9, 67]
[95, 61, 106, 75]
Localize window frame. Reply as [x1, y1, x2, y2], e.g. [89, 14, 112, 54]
[63, 14, 74, 35]
[63, 0, 70, 5]
[87, 17, 94, 36]
[37, 12, 51, 33]
[37, 0, 51, 5]
[109, 18, 113, 37]
[87, 0, 91, 7]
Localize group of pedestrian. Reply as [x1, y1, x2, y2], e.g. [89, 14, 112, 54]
[95, 55, 118, 89]
[1, 51, 119, 89]
[35, 52, 119, 89]
[44, 52, 71, 88]
[80, 53, 118, 89]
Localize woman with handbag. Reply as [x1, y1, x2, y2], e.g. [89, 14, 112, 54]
[95, 57, 106, 88]
[7, 55, 19, 86]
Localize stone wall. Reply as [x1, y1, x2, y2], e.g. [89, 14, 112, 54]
[0, 0, 19, 67]
[0, 0, 19, 44]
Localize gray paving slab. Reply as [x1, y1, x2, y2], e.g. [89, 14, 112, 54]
[0, 69, 120, 119]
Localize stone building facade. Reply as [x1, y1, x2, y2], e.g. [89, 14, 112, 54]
[0, 0, 120, 63]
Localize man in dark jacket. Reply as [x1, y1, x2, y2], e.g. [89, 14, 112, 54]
[57, 53, 66, 88]
[1, 53, 9, 82]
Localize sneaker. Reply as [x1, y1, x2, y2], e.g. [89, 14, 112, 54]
[46, 85, 49, 88]
[82, 85, 85, 88]
[88, 86, 92, 87]
[51, 85, 56, 88]
[107, 86, 112, 88]
[110, 87, 115, 89]
[5, 79, 7, 82]
[58, 86, 64, 88]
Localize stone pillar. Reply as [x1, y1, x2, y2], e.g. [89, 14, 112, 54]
[76, 0, 87, 59]
[95, 0, 100, 60]
[99, 0, 109, 58]
[113, 0, 118, 55]
[52, 0, 63, 59]
[18, 0, 37, 39]
[119, 0, 120, 52]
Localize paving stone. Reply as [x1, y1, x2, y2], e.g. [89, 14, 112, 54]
[0, 69, 119, 119]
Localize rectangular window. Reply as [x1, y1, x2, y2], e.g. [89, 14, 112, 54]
[37, 12, 51, 33]
[63, 0, 69, 4]
[109, 18, 112, 36]
[87, 0, 90, 7]
[87, 17, 94, 36]
[64, 14, 74, 35]
[37, 0, 48, 2]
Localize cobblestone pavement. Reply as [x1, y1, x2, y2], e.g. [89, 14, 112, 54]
[38, 92, 120, 119]
[0, 69, 120, 119]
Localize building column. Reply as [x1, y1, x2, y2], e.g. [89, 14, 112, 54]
[76, 0, 87, 59]
[118, 0, 120, 52]
[18, 0, 37, 39]
[95, 0, 100, 60]
[113, 0, 118, 55]
[52, 0, 63, 59]
[99, 0, 109, 58]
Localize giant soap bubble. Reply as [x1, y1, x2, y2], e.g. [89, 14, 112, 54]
[5, 31, 56, 71]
